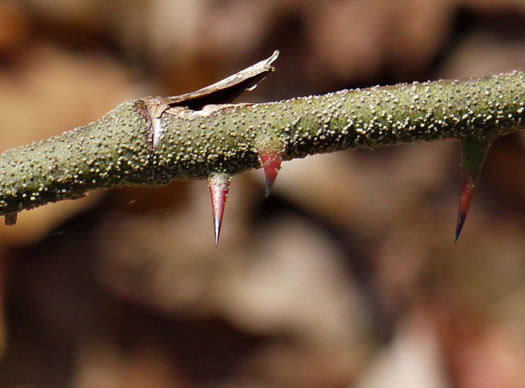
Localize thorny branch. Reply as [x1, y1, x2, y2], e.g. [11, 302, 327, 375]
[0, 51, 523, 242]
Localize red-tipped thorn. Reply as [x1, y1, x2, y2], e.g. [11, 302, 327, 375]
[208, 173, 231, 246]
[455, 172, 475, 243]
[454, 137, 491, 242]
[259, 151, 282, 197]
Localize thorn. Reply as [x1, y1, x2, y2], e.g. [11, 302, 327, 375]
[455, 172, 475, 242]
[4, 213, 17, 226]
[208, 173, 231, 246]
[259, 151, 282, 197]
[454, 137, 492, 242]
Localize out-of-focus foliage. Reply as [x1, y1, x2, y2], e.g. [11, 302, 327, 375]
[0, 0, 524, 387]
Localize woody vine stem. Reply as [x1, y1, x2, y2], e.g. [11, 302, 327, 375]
[0, 51, 524, 243]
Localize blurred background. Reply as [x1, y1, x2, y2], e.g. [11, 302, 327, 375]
[0, 0, 524, 387]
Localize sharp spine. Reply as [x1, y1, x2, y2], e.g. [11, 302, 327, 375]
[208, 173, 231, 246]
[454, 137, 492, 242]
[259, 151, 282, 197]
[455, 172, 475, 242]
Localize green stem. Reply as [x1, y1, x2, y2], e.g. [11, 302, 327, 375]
[0, 71, 524, 218]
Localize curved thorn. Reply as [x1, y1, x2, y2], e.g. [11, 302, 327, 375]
[259, 151, 282, 197]
[208, 173, 231, 246]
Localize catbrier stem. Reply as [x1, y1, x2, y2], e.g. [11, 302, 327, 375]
[0, 70, 523, 221]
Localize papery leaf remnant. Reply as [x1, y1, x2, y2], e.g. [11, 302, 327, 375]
[143, 51, 279, 150]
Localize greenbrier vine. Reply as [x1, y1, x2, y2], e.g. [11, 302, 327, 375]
[0, 51, 523, 243]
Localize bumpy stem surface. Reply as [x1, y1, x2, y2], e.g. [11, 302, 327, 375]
[0, 71, 523, 219]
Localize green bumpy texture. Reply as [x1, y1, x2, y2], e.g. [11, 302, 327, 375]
[0, 71, 523, 216]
